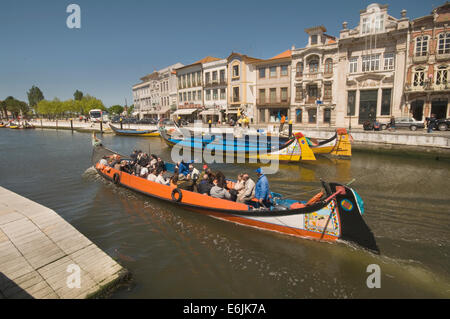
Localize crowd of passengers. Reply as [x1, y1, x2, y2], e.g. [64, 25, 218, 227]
[100, 150, 271, 208]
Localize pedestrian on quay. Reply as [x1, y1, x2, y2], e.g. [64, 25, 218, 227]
[426, 114, 436, 133]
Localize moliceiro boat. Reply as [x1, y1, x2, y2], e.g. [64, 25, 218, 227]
[306, 128, 353, 157]
[109, 123, 160, 137]
[158, 125, 317, 162]
[91, 139, 379, 253]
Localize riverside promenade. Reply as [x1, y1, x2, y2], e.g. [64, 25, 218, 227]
[0, 186, 127, 299]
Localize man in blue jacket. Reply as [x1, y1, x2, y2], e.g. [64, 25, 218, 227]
[254, 168, 270, 208]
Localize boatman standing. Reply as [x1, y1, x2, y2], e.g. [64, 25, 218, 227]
[254, 168, 271, 208]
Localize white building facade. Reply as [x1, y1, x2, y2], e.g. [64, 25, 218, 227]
[201, 58, 228, 123]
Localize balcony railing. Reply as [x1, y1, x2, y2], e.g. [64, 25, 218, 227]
[204, 79, 227, 87]
[436, 52, 450, 62]
[405, 82, 450, 92]
[412, 53, 429, 63]
[303, 72, 323, 81]
[256, 97, 290, 106]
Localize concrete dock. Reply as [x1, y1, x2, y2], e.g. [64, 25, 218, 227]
[0, 186, 127, 299]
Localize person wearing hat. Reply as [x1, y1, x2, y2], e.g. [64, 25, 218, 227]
[254, 168, 270, 208]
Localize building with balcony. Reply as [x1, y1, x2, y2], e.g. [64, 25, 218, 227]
[336, 3, 409, 128]
[291, 26, 338, 127]
[404, 2, 450, 121]
[202, 58, 228, 123]
[253, 50, 292, 124]
[175, 56, 220, 122]
[226, 52, 262, 122]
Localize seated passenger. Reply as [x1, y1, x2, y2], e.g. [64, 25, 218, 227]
[140, 165, 149, 178]
[156, 157, 166, 171]
[237, 174, 255, 203]
[147, 169, 157, 182]
[178, 160, 193, 176]
[252, 168, 271, 208]
[210, 179, 231, 200]
[177, 174, 194, 191]
[149, 154, 158, 168]
[197, 174, 213, 195]
[170, 174, 178, 188]
[155, 169, 170, 185]
[188, 164, 200, 182]
[99, 156, 108, 166]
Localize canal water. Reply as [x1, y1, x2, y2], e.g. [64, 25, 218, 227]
[0, 128, 449, 298]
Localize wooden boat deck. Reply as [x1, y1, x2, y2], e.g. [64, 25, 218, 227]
[0, 186, 127, 299]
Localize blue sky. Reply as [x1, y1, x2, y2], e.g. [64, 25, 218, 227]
[0, 0, 441, 107]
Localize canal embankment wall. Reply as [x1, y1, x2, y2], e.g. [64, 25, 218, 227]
[0, 186, 128, 299]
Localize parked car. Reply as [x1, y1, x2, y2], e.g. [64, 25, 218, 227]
[381, 117, 425, 131]
[111, 116, 121, 123]
[435, 118, 450, 131]
[160, 118, 174, 126]
[138, 118, 157, 125]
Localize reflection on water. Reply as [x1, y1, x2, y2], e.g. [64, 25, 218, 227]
[0, 129, 449, 298]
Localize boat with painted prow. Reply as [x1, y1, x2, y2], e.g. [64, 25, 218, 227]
[91, 138, 379, 253]
[109, 123, 160, 137]
[158, 124, 317, 162]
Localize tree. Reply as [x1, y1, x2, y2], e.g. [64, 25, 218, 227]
[108, 105, 124, 115]
[127, 104, 134, 116]
[27, 86, 44, 108]
[74, 90, 83, 101]
[3, 96, 29, 119]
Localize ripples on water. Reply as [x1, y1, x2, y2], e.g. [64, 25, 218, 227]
[0, 129, 449, 298]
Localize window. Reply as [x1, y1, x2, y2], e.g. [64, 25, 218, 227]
[436, 65, 448, 85]
[308, 109, 317, 123]
[192, 73, 197, 87]
[183, 92, 187, 102]
[233, 65, 239, 77]
[324, 59, 333, 74]
[349, 57, 358, 73]
[205, 72, 210, 84]
[296, 62, 303, 76]
[296, 109, 302, 123]
[259, 89, 266, 103]
[188, 92, 192, 101]
[438, 33, 450, 55]
[206, 90, 211, 101]
[381, 89, 392, 115]
[270, 88, 277, 103]
[362, 54, 380, 72]
[179, 93, 183, 102]
[281, 65, 288, 76]
[415, 36, 429, 57]
[197, 90, 202, 100]
[308, 85, 319, 100]
[362, 17, 370, 34]
[220, 89, 226, 100]
[187, 74, 191, 87]
[309, 60, 319, 73]
[295, 86, 303, 101]
[233, 87, 240, 102]
[323, 83, 332, 100]
[213, 89, 218, 100]
[311, 35, 318, 45]
[347, 91, 356, 116]
[259, 68, 266, 79]
[220, 69, 225, 82]
[413, 68, 425, 87]
[281, 88, 288, 102]
[374, 14, 384, 32]
[270, 66, 277, 77]
[259, 109, 266, 123]
[192, 91, 196, 101]
[384, 53, 395, 70]
[212, 71, 218, 82]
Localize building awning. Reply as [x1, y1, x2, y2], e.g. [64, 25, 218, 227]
[200, 109, 220, 116]
[173, 108, 199, 115]
[226, 110, 239, 114]
[145, 107, 170, 115]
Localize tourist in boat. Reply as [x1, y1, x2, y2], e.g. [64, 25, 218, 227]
[279, 114, 286, 133]
[155, 157, 166, 172]
[254, 168, 271, 208]
[147, 169, 157, 182]
[237, 174, 255, 203]
[177, 174, 194, 191]
[229, 174, 244, 202]
[178, 160, 193, 176]
[188, 164, 200, 182]
[197, 174, 213, 195]
[140, 165, 149, 178]
[155, 169, 170, 185]
[210, 178, 231, 200]
[149, 154, 158, 167]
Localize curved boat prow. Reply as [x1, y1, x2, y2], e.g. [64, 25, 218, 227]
[326, 182, 379, 253]
[294, 132, 316, 161]
[330, 128, 352, 158]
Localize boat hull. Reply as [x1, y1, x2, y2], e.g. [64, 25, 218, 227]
[110, 124, 159, 137]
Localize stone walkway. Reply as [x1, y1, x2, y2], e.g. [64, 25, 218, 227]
[0, 186, 127, 299]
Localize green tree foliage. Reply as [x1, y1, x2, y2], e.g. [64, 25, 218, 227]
[35, 94, 105, 118]
[108, 105, 124, 115]
[74, 90, 83, 101]
[27, 86, 44, 107]
[127, 104, 134, 116]
[3, 96, 29, 118]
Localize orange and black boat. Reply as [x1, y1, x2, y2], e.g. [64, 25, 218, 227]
[92, 138, 379, 253]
